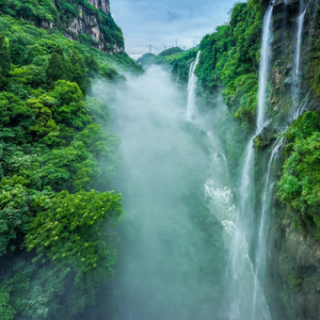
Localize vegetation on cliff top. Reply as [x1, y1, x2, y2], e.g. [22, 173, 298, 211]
[0, 0, 125, 51]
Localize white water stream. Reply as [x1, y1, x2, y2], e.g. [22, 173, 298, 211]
[232, 3, 274, 319]
[187, 51, 201, 120]
[292, 1, 306, 112]
[252, 137, 284, 319]
[257, 4, 274, 130]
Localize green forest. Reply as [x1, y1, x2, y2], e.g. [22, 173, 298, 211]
[0, 2, 143, 318]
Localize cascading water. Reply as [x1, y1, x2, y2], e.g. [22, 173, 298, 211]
[292, 1, 306, 113]
[184, 5, 274, 319]
[257, 3, 274, 129]
[252, 137, 284, 319]
[186, 51, 201, 120]
[227, 2, 274, 319]
[184, 51, 267, 320]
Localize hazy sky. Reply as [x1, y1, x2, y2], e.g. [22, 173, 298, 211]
[111, 0, 237, 59]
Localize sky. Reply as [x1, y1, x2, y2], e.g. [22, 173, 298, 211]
[111, 0, 238, 59]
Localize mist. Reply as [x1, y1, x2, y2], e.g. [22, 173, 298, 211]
[100, 66, 230, 320]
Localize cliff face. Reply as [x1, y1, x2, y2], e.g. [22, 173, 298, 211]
[0, 0, 124, 54]
[66, 2, 122, 53]
[237, 0, 320, 318]
[65, 0, 123, 53]
[188, 0, 320, 319]
[267, 1, 320, 319]
[87, 0, 110, 14]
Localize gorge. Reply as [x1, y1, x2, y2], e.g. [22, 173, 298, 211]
[1, 0, 320, 320]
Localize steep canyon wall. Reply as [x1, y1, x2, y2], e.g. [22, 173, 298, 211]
[184, 0, 320, 319]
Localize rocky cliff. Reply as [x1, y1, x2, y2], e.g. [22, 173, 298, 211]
[0, 0, 124, 53]
[179, 0, 320, 319]
[266, 1, 320, 319]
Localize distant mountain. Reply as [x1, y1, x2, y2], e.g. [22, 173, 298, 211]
[137, 47, 187, 66]
[137, 53, 162, 65]
[158, 46, 184, 57]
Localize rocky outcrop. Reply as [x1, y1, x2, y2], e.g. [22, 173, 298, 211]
[66, 0, 123, 53]
[87, 0, 110, 14]
[38, 0, 123, 54]
[68, 9, 101, 42]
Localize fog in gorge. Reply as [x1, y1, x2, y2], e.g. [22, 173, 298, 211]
[102, 66, 229, 320]
[88, 62, 274, 320]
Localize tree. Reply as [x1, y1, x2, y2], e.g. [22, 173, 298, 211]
[26, 190, 122, 272]
[68, 50, 87, 93]
[46, 45, 66, 83]
[17, 5, 33, 20]
[85, 54, 99, 76]
[0, 34, 11, 88]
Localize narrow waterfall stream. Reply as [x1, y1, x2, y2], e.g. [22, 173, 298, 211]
[257, 3, 274, 129]
[292, 1, 307, 114]
[219, 3, 275, 319]
[252, 138, 285, 319]
[187, 51, 201, 120]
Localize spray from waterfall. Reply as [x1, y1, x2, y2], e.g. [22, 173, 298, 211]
[187, 51, 201, 120]
[110, 65, 229, 320]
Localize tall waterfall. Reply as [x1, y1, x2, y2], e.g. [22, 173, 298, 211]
[257, 4, 274, 129]
[187, 51, 201, 120]
[184, 47, 270, 320]
[252, 138, 284, 319]
[292, 1, 306, 112]
[226, 3, 274, 319]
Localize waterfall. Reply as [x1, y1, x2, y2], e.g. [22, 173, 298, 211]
[292, 1, 306, 113]
[186, 51, 201, 120]
[252, 138, 284, 319]
[185, 5, 275, 317]
[257, 4, 274, 129]
[224, 3, 274, 319]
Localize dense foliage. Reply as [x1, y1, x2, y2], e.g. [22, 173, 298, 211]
[0, 10, 137, 319]
[196, 2, 264, 132]
[278, 111, 320, 237]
